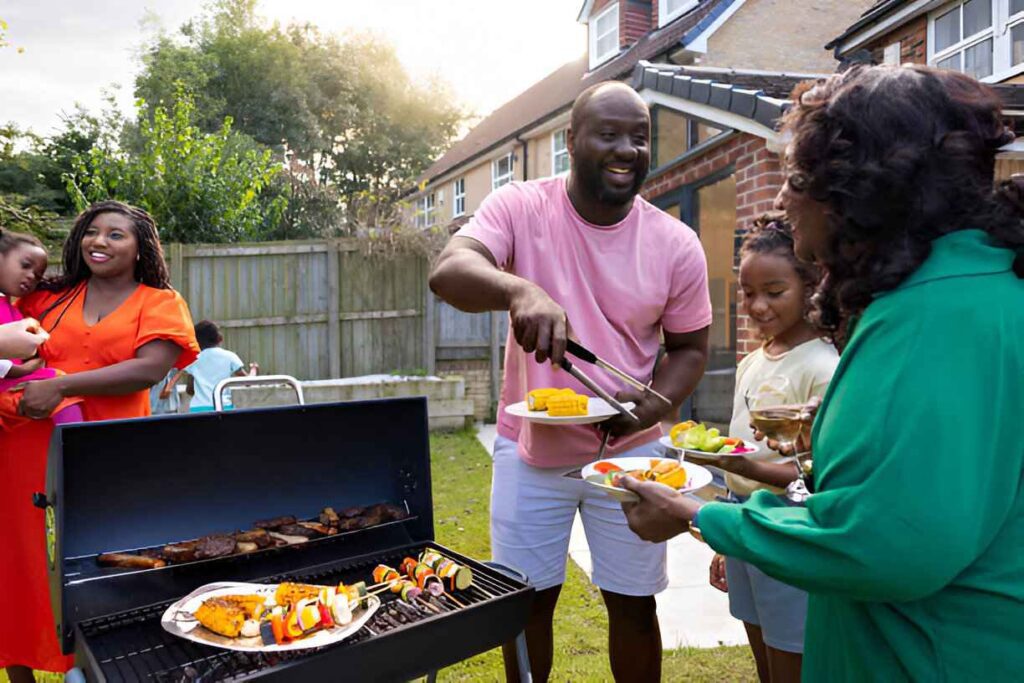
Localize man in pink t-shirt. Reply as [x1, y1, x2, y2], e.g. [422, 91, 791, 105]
[430, 81, 711, 682]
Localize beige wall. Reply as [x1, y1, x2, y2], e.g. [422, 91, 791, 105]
[704, 0, 875, 73]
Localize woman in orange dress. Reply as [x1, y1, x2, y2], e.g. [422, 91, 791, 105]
[0, 200, 199, 680]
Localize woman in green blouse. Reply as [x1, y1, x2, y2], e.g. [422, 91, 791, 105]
[620, 64, 1024, 681]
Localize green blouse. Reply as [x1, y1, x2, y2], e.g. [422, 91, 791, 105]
[699, 230, 1024, 681]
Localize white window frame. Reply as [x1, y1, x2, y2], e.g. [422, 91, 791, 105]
[415, 192, 436, 228]
[452, 177, 466, 218]
[658, 0, 699, 28]
[928, 0, 1001, 80]
[492, 153, 515, 190]
[589, 2, 620, 69]
[551, 129, 570, 176]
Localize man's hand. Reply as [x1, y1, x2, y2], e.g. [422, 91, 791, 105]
[18, 378, 65, 419]
[508, 282, 571, 365]
[0, 319, 49, 359]
[618, 476, 701, 543]
[605, 388, 670, 438]
[709, 554, 728, 593]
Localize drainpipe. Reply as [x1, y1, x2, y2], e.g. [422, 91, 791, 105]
[515, 135, 528, 181]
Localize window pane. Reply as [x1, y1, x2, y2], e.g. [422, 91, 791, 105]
[596, 32, 617, 57]
[964, 38, 993, 79]
[936, 53, 960, 71]
[1013, 0, 1024, 16]
[691, 173, 737, 422]
[695, 122, 724, 145]
[667, 0, 691, 13]
[963, 0, 991, 37]
[934, 7, 960, 53]
[1013, 23, 1024, 65]
[596, 7, 617, 35]
[652, 108, 688, 167]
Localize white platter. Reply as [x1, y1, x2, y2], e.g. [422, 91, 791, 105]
[505, 398, 636, 425]
[580, 456, 713, 503]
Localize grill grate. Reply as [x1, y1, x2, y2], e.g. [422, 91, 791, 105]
[79, 545, 520, 682]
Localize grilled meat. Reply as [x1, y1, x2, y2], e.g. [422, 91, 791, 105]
[194, 535, 237, 559]
[277, 524, 323, 539]
[340, 507, 363, 519]
[161, 541, 198, 563]
[233, 529, 272, 548]
[319, 507, 340, 527]
[253, 515, 297, 530]
[98, 553, 166, 569]
[298, 521, 335, 536]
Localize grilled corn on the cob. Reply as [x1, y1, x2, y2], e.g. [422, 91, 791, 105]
[546, 393, 589, 417]
[527, 388, 574, 411]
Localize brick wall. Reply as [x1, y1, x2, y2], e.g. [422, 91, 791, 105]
[866, 14, 927, 65]
[642, 133, 783, 361]
[622, 1, 654, 48]
[437, 359, 493, 421]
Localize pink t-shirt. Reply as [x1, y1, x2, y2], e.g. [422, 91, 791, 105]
[456, 176, 712, 467]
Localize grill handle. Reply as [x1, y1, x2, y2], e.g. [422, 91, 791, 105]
[212, 374, 306, 410]
[32, 492, 48, 509]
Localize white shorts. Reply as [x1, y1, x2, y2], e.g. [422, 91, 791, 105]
[490, 435, 668, 596]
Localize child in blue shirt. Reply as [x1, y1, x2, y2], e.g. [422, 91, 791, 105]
[185, 320, 257, 412]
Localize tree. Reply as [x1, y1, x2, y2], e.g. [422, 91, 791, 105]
[66, 88, 286, 243]
[133, 0, 463, 233]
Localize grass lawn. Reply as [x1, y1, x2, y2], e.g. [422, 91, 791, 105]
[431, 429, 757, 682]
[7, 429, 754, 683]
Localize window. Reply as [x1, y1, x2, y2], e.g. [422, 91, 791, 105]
[659, 0, 699, 27]
[883, 41, 902, 65]
[492, 153, 515, 190]
[552, 129, 570, 176]
[929, 0, 994, 79]
[415, 192, 435, 228]
[589, 3, 619, 69]
[1011, 0, 1024, 66]
[650, 107, 726, 169]
[452, 178, 465, 218]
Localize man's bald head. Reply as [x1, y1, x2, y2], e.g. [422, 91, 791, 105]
[570, 81, 649, 133]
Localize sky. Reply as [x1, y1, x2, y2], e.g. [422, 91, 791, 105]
[0, 0, 588, 137]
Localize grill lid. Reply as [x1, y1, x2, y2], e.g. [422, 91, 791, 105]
[44, 397, 434, 651]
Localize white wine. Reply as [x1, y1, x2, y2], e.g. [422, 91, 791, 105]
[749, 407, 803, 443]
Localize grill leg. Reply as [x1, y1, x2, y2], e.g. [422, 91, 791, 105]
[515, 630, 532, 683]
[425, 672, 438, 683]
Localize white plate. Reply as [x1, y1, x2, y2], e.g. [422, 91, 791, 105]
[161, 581, 379, 652]
[505, 398, 636, 425]
[658, 435, 759, 460]
[580, 456, 713, 503]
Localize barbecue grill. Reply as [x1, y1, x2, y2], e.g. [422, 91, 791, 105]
[37, 397, 534, 681]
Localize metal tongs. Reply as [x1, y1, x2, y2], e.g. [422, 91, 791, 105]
[566, 340, 672, 408]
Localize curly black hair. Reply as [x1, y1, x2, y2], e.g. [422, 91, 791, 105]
[781, 64, 1024, 345]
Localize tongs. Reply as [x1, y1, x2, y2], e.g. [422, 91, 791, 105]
[559, 356, 640, 422]
[565, 340, 672, 408]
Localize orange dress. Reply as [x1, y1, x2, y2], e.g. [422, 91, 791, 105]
[0, 284, 198, 672]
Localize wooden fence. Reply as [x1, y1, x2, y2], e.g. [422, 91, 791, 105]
[166, 240, 431, 380]
[165, 240, 505, 406]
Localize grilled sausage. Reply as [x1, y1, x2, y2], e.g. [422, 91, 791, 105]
[277, 524, 323, 539]
[98, 553, 167, 569]
[161, 542, 198, 563]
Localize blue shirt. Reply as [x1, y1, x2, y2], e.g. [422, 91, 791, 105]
[186, 347, 244, 409]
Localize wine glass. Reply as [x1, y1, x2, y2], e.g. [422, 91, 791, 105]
[745, 376, 813, 504]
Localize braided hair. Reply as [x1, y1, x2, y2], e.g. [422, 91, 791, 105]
[41, 200, 171, 292]
[37, 201, 171, 331]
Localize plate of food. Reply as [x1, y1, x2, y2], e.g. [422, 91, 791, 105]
[659, 421, 758, 462]
[161, 580, 379, 652]
[580, 456, 713, 503]
[505, 388, 635, 425]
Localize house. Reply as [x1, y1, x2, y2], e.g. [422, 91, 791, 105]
[417, 0, 874, 423]
[827, 0, 1024, 178]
